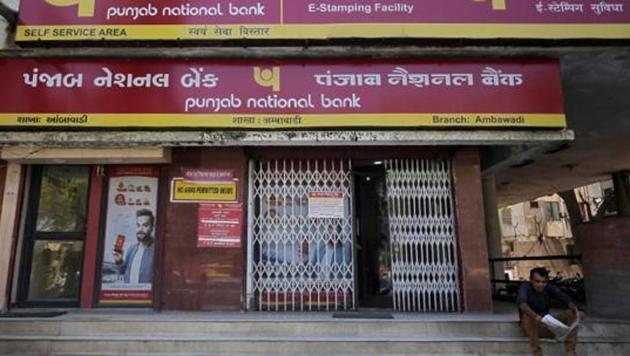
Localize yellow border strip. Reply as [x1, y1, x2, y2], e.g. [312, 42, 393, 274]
[0, 113, 567, 128]
[99, 300, 151, 305]
[16, 23, 630, 41]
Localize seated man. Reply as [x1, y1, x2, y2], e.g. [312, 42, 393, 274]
[517, 267, 579, 356]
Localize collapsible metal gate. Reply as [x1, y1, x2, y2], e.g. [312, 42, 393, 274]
[246, 158, 460, 312]
[385, 159, 461, 312]
[247, 159, 354, 311]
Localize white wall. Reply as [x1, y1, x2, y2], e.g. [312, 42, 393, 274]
[0, 17, 7, 49]
[0, 0, 19, 49]
[2, 0, 18, 10]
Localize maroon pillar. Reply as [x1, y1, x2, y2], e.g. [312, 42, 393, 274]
[576, 217, 630, 319]
[452, 147, 493, 312]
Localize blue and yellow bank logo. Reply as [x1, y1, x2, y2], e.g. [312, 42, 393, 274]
[45, 0, 96, 17]
[472, 0, 507, 11]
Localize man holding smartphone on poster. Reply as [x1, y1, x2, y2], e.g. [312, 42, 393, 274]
[113, 209, 155, 284]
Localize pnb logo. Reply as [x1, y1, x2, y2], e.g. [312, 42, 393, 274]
[472, 0, 507, 10]
[45, 0, 96, 17]
[253, 67, 280, 92]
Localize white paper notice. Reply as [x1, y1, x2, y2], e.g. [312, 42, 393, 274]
[308, 192, 344, 219]
[541, 312, 580, 341]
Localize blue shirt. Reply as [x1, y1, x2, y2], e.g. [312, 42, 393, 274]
[516, 282, 571, 316]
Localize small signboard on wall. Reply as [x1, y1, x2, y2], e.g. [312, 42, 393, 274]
[198, 203, 243, 248]
[170, 179, 237, 202]
[171, 168, 237, 203]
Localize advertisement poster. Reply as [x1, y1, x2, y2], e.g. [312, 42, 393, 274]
[198, 203, 243, 248]
[0, 59, 566, 129]
[17, 0, 630, 41]
[99, 166, 159, 305]
[308, 192, 345, 219]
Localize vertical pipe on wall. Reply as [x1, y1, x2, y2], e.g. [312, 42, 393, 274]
[79, 165, 104, 308]
[482, 175, 505, 295]
[0, 163, 22, 313]
[245, 160, 255, 311]
[612, 171, 630, 217]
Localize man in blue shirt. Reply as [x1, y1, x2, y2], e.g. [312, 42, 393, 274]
[517, 267, 579, 356]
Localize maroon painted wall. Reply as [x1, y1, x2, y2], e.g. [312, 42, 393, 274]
[159, 146, 492, 312]
[160, 148, 248, 310]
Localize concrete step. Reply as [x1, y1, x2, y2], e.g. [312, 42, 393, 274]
[1, 335, 629, 355]
[1, 318, 629, 338]
[1, 314, 629, 355]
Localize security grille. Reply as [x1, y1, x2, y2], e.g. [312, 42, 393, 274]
[385, 159, 460, 312]
[247, 159, 354, 311]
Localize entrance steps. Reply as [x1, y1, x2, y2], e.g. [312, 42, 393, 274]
[1, 311, 629, 355]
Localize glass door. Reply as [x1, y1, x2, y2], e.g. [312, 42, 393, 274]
[18, 166, 91, 307]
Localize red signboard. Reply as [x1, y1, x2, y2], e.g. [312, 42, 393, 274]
[0, 59, 566, 129]
[17, 0, 630, 41]
[111, 166, 161, 178]
[198, 203, 243, 248]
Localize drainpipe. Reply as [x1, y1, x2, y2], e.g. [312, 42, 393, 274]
[612, 171, 630, 217]
[482, 175, 504, 295]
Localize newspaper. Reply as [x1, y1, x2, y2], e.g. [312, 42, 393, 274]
[541, 311, 580, 341]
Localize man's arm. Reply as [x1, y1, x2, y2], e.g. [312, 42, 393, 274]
[548, 284, 578, 311]
[114, 246, 133, 274]
[516, 283, 542, 322]
[519, 302, 542, 323]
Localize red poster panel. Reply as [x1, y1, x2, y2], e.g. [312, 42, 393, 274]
[0, 59, 566, 129]
[16, 0, 630, 41]
[198, 203, 243, 248]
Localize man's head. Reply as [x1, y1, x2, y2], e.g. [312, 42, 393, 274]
[529, 267, 549, 293]
[135, 209, 155, 245]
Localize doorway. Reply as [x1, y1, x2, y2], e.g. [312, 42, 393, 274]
[17, 166, 91, 307]
[354, 158, 461, 312]
[353, 162, 393, 309]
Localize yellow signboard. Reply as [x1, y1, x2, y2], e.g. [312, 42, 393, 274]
[170, 178, 237, 203]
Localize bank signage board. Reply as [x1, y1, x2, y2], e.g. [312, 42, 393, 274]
[16, 0, 630, 41]
[0, 59, 566, 129]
